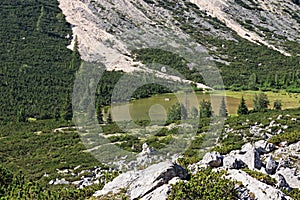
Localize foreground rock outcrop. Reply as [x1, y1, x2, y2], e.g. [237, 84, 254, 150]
[188, 139, 300, 200]
[93, 161, 187, 200]
[226, 169, 292, 200]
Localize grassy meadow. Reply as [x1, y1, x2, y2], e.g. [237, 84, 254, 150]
[110, 90, 300, 121]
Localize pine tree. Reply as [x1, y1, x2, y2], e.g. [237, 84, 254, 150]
[273, 100, 282, 110]
[199, 100, 213, 118]
[62, 94, 73, 121]
[96, 103, 103, 124]
[69, 36, 81, 70]
[237, 96, 248, 115]
[191, 106, 198, 119]
[107, 111, 113, 124]
[54, 107, 60, 121]
[219, 97, 228, 117]
[253, 93, 269, 112]
[17, 108, 27, 122]
[167, 103, 183, 122]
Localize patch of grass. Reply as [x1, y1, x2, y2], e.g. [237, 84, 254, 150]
[168, 168, 237, 200]
[268, 131, 300, 145]
[102, 123, 125, 134]
[0, 120, 101, 183]
[242, 168, 277, 186]
[113, 91, 300, 122]
[211, 134, 245, 154]
[223, 90, 300, 111]
[282, 188, 300, 200]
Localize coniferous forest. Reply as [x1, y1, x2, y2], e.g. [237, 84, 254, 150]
[0, 0, 80, 121]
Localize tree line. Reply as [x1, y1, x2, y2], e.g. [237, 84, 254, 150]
[165, 93, 281, 123]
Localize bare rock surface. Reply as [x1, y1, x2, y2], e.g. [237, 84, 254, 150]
[201, 151, 223, 167]
[226, 169, 292, 200]
[93, 161, 187, 200]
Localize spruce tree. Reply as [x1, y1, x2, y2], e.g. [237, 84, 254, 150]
[273, 100, 282, 110]
[180, 104, 188, 120]
[191, 106, 198, 119]
[237, 96, 248, 115]
[96, 103, 103, 124]
[248, 73, 257, 90]
[17, 108, 27, 122]
[62, 94, 73, 121]
[69, 36, 81, 70]
[219, 97, 228, 117]
[54, 107, 60, 121]
[107, 111, 113, 124]
[253, 93, 269, 112]
[199, 100, 213, 118]
[36, 6, 44, 32]
[167, 103, 182, 122]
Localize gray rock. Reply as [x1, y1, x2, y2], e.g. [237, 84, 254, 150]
[226, 169, 292, 200]
[187, 162, 208, 175]
[223, 155, 245, 169]
[254, 140, 267, 154]
[94, 170, 139, 197]
[240, 143, 262, 170]
[128, 161, 187, 199]
[202, 151, 223, 167]
[140, 184, 170, 200]
[72, 180, 83, 186]
[265, 156, 278, 175]
[275, 173, 291, 191]
[52, 178, 70, 185]
[276, 167, 300, 189]
[141, 143, 156, 155]
[265, 143, 275, 153]
[93, 161, 187, 200]
[279, 141, 288, 147]
[235, 186, 253, 200]
[254, 140, 274, 154]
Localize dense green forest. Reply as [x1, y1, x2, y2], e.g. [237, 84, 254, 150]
[0, 0, 80, 121]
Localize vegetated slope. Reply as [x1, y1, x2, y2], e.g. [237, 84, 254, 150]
[0, 0, 81, 121]
[59, 0, 300, 90]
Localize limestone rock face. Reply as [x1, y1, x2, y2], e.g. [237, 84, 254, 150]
[223, 155, 245, 169]
[230, 143, 262, 170]
[128, 161, 187, 199]
[202, 151, 223, 167]
[275, 173, 291, 191]
[275, 167, 300, 189]
[226, 169, 292, 200]
[94, 171, 139, 197]
[265, 156, 278, 175]
[93, 161, 187, 200]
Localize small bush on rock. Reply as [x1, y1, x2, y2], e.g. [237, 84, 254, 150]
[167, 169, 237, 200]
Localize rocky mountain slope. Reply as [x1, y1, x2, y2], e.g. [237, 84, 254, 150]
[58, 0, 300, 88]
[191, 0, 300, 56]
[59, 0, 300, 60]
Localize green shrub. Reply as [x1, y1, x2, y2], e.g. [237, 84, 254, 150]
[268, 131, 300, 145]
[283, 188, 300, 200]
[242, 168, 277, 186]
[168, 169, 237, 200]
[0, 164, 13, 193]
